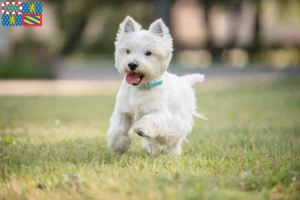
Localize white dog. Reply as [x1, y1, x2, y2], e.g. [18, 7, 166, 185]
[107, 16, 206, 156]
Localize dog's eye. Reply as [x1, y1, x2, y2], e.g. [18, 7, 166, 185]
[126, 49, 131, 54]
[145, 51, 152, 56]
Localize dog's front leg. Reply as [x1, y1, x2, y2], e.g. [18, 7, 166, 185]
[132, 112, 191, 139]
[107, 110, 132, 154]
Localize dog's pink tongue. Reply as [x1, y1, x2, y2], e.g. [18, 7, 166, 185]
[125, 73, 140, 84]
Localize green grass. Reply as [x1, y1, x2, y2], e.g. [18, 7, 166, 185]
[0, 77, 299, 199]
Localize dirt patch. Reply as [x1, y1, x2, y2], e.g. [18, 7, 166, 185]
[0, 80, 121, 96]
[0, 75, 282, 96]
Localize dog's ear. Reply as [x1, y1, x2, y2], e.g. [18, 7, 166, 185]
[149, 19, 169, 37]
[122, 16, 140, 33]
[149, 18, 173, 62]
[116, 16, 141, 42]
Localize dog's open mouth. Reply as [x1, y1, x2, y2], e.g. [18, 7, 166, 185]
[125, 73, 144, 85]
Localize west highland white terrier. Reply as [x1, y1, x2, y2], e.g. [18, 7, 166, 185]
[107, 16, 207, 156]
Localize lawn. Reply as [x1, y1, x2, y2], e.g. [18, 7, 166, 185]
[0, 77, 299, 199]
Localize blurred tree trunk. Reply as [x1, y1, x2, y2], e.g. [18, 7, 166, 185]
[60, 1, 95, 56]
[153, 0, 173, 26]
[53, 0, 65, 30]
[58, 0, 124, 56]
[202, 0, 213, 48]
[202, 0, 223, 61]
[227, 0, 244, 48]
[153, 0, 175, 51]
[252, 0, 262, 52]
[60, 17, 89, 56]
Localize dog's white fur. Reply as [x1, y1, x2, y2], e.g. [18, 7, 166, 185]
[107, 16, 206, 156]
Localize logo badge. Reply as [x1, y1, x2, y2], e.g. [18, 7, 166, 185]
[22, 2, 42, 14]
[22, 14, 42, 26]
[2, 14, 22, 26]
[2, 2, 42, 27]
[2, 2, 22, 15]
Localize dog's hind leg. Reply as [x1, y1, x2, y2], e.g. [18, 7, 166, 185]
[107, 110, 132, 154]
[166, 137, 184, 156]
[142, 138, 162, 156]
[142, 136, 184, 156]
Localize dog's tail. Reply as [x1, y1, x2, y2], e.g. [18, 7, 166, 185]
[181, 74, 205, 86]
[193, 111, 208, 120]
[181, 74, 208, 120]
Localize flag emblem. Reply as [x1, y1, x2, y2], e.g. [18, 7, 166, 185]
[23, 2, 42, 14]
[2, 2, 42, 27]
[22, 14, 42, 26]
[2, 2, 22, 14]
[2, 14, 22, 26]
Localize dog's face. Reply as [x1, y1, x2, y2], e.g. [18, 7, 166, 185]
[114, 16, 173, 86]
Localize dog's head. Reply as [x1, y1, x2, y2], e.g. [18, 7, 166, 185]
[114, 16, 173, 86]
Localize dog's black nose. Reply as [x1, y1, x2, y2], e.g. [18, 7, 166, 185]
[128, 62, 138, 71]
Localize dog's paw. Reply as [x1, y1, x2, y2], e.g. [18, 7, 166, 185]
[133, 127, 151, 138]
[107, 132, 131, 154]
[132, 121, 153, 138]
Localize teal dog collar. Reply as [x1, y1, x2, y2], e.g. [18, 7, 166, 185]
[139, 80, 163, 89]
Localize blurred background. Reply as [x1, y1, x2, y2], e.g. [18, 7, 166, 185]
[0, 0, 300, 86]
[1, 1, 300, 198]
